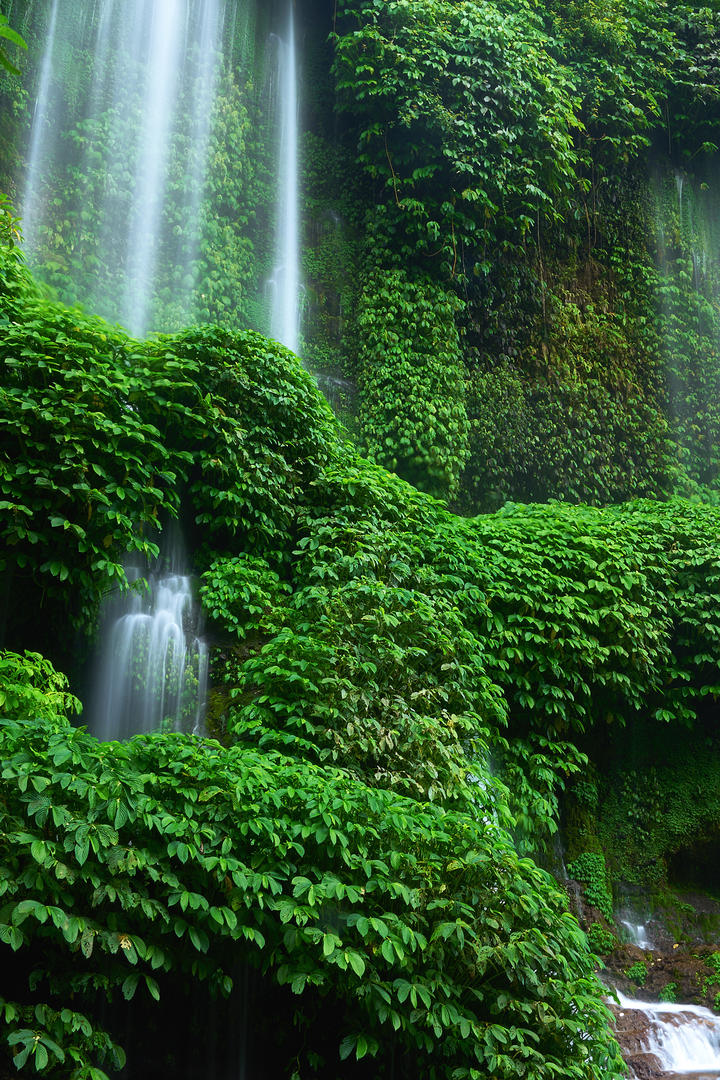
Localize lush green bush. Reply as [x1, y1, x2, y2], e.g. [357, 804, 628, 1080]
[625, 961, 648, 986]
[567, 853, 614, 921]
[586, 924, 616, 956]
[0, 653, 624, 1080]
[0, 243, 336, 646]
[334, 0, 581, 261]
[7, 221, 720, 1076]
[356, 267, 468, 499]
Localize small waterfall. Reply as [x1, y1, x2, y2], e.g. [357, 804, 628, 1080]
[21, 0, 59, 254]
[612, 992, 720, 1078]
[619, 920, 652, 949]
[90, 554, 208, 742]
[269, 0, 300, 354]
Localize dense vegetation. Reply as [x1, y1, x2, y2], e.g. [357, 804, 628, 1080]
[4, 0, 720, 1076]
[0, 235, 633, 1079]
[4, 203, 720, 1071]
[4, 0, 720, 508]
[331, 0, 720, 505]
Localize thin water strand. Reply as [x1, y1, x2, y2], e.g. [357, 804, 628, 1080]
[269, 0, 300, 354]
[178, 0, 224, 315]
[22, 0, 60, 252]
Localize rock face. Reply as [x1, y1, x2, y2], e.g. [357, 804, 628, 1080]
[604, 943, 720, 1009]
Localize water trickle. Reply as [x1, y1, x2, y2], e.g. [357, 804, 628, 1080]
[269, 0, 300, 354]
[90, 555, 207, 742]
[619, 919, 652, 949]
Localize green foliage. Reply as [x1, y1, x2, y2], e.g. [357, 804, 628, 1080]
[0, 244, 336, 640]
[0, 699, 625, 1080]
[200, 555, 291, 642]
[567, 853, 613, 921]
[658, 982, 679, 1003]
[0, 190, 21, 246]
[356, 267, 468, 499]
[8, 233, 720, 1072]
[493, 735, 587, 855]
[334, 0, 581, 261]
[586, 924, 616, 956]
[330, 0, 720, 512]
[0, 14, 26, 77]
[462, 267, 679, 508]
[625, 961, 648, 986]
[548, 0, 720, 166]
[0, 651, 81, 724]
[597, 732, 720, 886]
[702, 951, 720, 1002]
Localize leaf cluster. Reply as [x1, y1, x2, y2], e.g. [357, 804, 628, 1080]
[0, 691, 624, 1079]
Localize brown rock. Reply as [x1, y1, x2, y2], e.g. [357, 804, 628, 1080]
[625, 1051, 665, 1079]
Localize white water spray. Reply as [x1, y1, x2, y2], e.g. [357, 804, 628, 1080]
[269, 0, 300, 354]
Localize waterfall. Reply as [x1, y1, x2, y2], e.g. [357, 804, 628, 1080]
[619, 920, 652, 949]
[181, 0, 223, 315]
[122, 0, 185, 337]
[89, 556, 208, 742]
[20, 0, 301, 342]
[21, 0, 59, 254]
[269, 0, 301, 354]
[612, 992, 720, 1078]
[21, 0, 225, 336]
[20, 0, 303, 735]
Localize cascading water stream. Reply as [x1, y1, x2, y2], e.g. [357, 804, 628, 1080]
[21, 0, 299, 343]
[21, 0, 226, 336]
[619, 920, 652, 949]
[612, 993, 720, 1079]
[90, 559, 208, 742]
[182, 0, 223, 310]
[269, 0, 300, 354]
[122, 0, 185, 336]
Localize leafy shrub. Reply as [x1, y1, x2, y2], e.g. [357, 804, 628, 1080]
[200, 555, 291, 642]
[659, 982, 679, 1003]
[356, 267, 468, 499]
[567, 853, 614, 921]
[0, 650, 81, 724]
[334, 0, 580, 257]
[587, 924, 617, 956]
[0, 244, 336, 647]
[0, 704, 625, 1080]
[625, 961, 648, 986]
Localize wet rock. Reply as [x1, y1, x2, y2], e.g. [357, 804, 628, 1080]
[625, 1051, 665, 1079]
